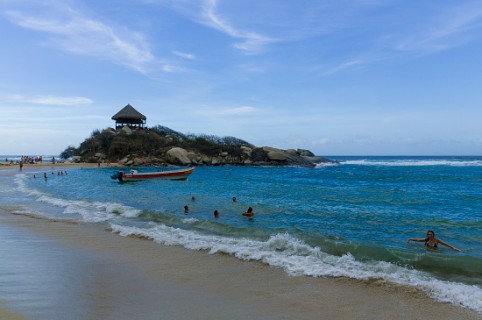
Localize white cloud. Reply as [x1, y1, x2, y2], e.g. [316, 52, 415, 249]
[220, 106, 257, 115]
[5, 6, 155, 74]
[325, 60, 364, 75]
[173, 51, 196, 60]
[198, 105, 259, 116]
[161, 64, 184, 73]
[394, 2, 482, 54]
[199, 0, 276, 54]
[3, 94, 93, 106]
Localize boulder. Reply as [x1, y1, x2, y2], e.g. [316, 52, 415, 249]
[95, 152, 106, 159]
[200, 155, 211, 164]
[297, 149, 315, 157]
[250, 148, 269, 162]
[121, 125, 132, 135]
[285, 149, 298, 156]
[241, 146, 252, 154]
[166, 147, 192, 165]
[119, 156, 130, 164]
[132, 157, 144, 166]
[187, 151, 198, 164]
[263, 147, 294, 162]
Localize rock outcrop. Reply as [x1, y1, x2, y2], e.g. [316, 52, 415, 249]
[166, 147, 191, 165]
[113, 146, 336, 167]
[69, 125, 337, 167]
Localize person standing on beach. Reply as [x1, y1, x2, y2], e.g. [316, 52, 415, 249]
[408, 230, 460, 251]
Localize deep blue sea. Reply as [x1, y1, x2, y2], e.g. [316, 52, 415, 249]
[1, 156, 481, 314]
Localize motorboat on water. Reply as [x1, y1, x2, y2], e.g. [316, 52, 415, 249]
[111, 167, 194, 182]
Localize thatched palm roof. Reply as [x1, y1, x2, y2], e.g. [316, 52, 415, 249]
[112, 104, 146, 120]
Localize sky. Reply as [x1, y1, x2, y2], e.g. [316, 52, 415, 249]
[1, 0, 482, 156]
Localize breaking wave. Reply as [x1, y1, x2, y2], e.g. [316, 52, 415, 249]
[340, 159, 482, 167]
[110, 224, 482, 314]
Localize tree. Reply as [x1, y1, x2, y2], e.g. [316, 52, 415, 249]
[60, 145, 77, 159]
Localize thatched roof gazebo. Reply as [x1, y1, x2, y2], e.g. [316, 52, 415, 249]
[112, 104, 146, 130]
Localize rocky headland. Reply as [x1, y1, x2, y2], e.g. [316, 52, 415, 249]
[62, 125, 336, 167]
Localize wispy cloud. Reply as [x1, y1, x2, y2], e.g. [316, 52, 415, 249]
[200, 0, 276, 54]
[325, 60, 364, 75]
[394, 2, 482, 55]
[155, 0, 277, 54]
[4, 3, 155, 74]
[3, 94, 93, 106]
[173, 51, 196, 60]
[199, 105, 259, 116]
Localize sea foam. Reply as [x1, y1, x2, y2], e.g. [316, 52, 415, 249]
[14, 175, 141, 222]
[109, 224, 482, 314]
[341, 159, 482, 167]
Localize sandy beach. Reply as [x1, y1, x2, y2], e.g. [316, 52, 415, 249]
[0, 201, 480, 319]
[0, 161, 116, 172]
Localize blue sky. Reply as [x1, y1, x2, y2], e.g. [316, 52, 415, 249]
[1, 0, 482, 156]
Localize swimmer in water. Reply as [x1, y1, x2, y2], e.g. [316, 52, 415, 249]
[408, 230, 460, 251]
[242, 207, 253, 218]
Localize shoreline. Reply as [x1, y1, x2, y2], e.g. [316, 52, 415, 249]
[0, 161, 118, 172]
[0, 207, 480, 319]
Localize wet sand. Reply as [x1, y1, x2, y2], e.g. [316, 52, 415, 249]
[0, 207, 480, 320]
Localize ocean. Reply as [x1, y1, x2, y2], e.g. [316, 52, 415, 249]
[1, 156, 481, 314]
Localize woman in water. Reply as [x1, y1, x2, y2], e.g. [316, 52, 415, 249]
[408, 230, 460, 251]
[242, 207, 254, 218]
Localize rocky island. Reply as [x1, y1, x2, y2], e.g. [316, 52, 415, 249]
[61, 104, 336, 167]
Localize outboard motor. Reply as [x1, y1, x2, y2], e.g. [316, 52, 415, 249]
[111, 171, 121, 180]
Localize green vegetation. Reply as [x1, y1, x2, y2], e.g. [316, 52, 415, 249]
[61, 126, 254, 162]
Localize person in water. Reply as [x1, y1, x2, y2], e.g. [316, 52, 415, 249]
[184, 205, 189, 214]
[408, 230, 460, 251]
[213, 210, 219, 218]
[242, 207, 253, 218]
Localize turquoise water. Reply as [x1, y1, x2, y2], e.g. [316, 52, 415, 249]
[1, 156, 482, 313]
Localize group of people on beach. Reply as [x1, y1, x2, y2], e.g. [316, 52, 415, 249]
[184, 196, 254, 220]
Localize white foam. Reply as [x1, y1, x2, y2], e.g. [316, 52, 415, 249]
[314, 162, 339, 168]
[13, 174, 140, 222]
[109, 225, 482, 314]
[182, 217, 200, 223]
[341, 159, 482, 167]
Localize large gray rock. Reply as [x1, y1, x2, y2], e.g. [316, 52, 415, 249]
[166, 147, 192, 165]
[248, 146, 318, 166]
[263, 147, 294, 162]
[285, 149, 298, 156]
[297, 149, 315, 157]
[95, 152, 106, 159]
[250, 148, 268, 162]
[187, 151, 198, 164]
[121, 125, 132, 135]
